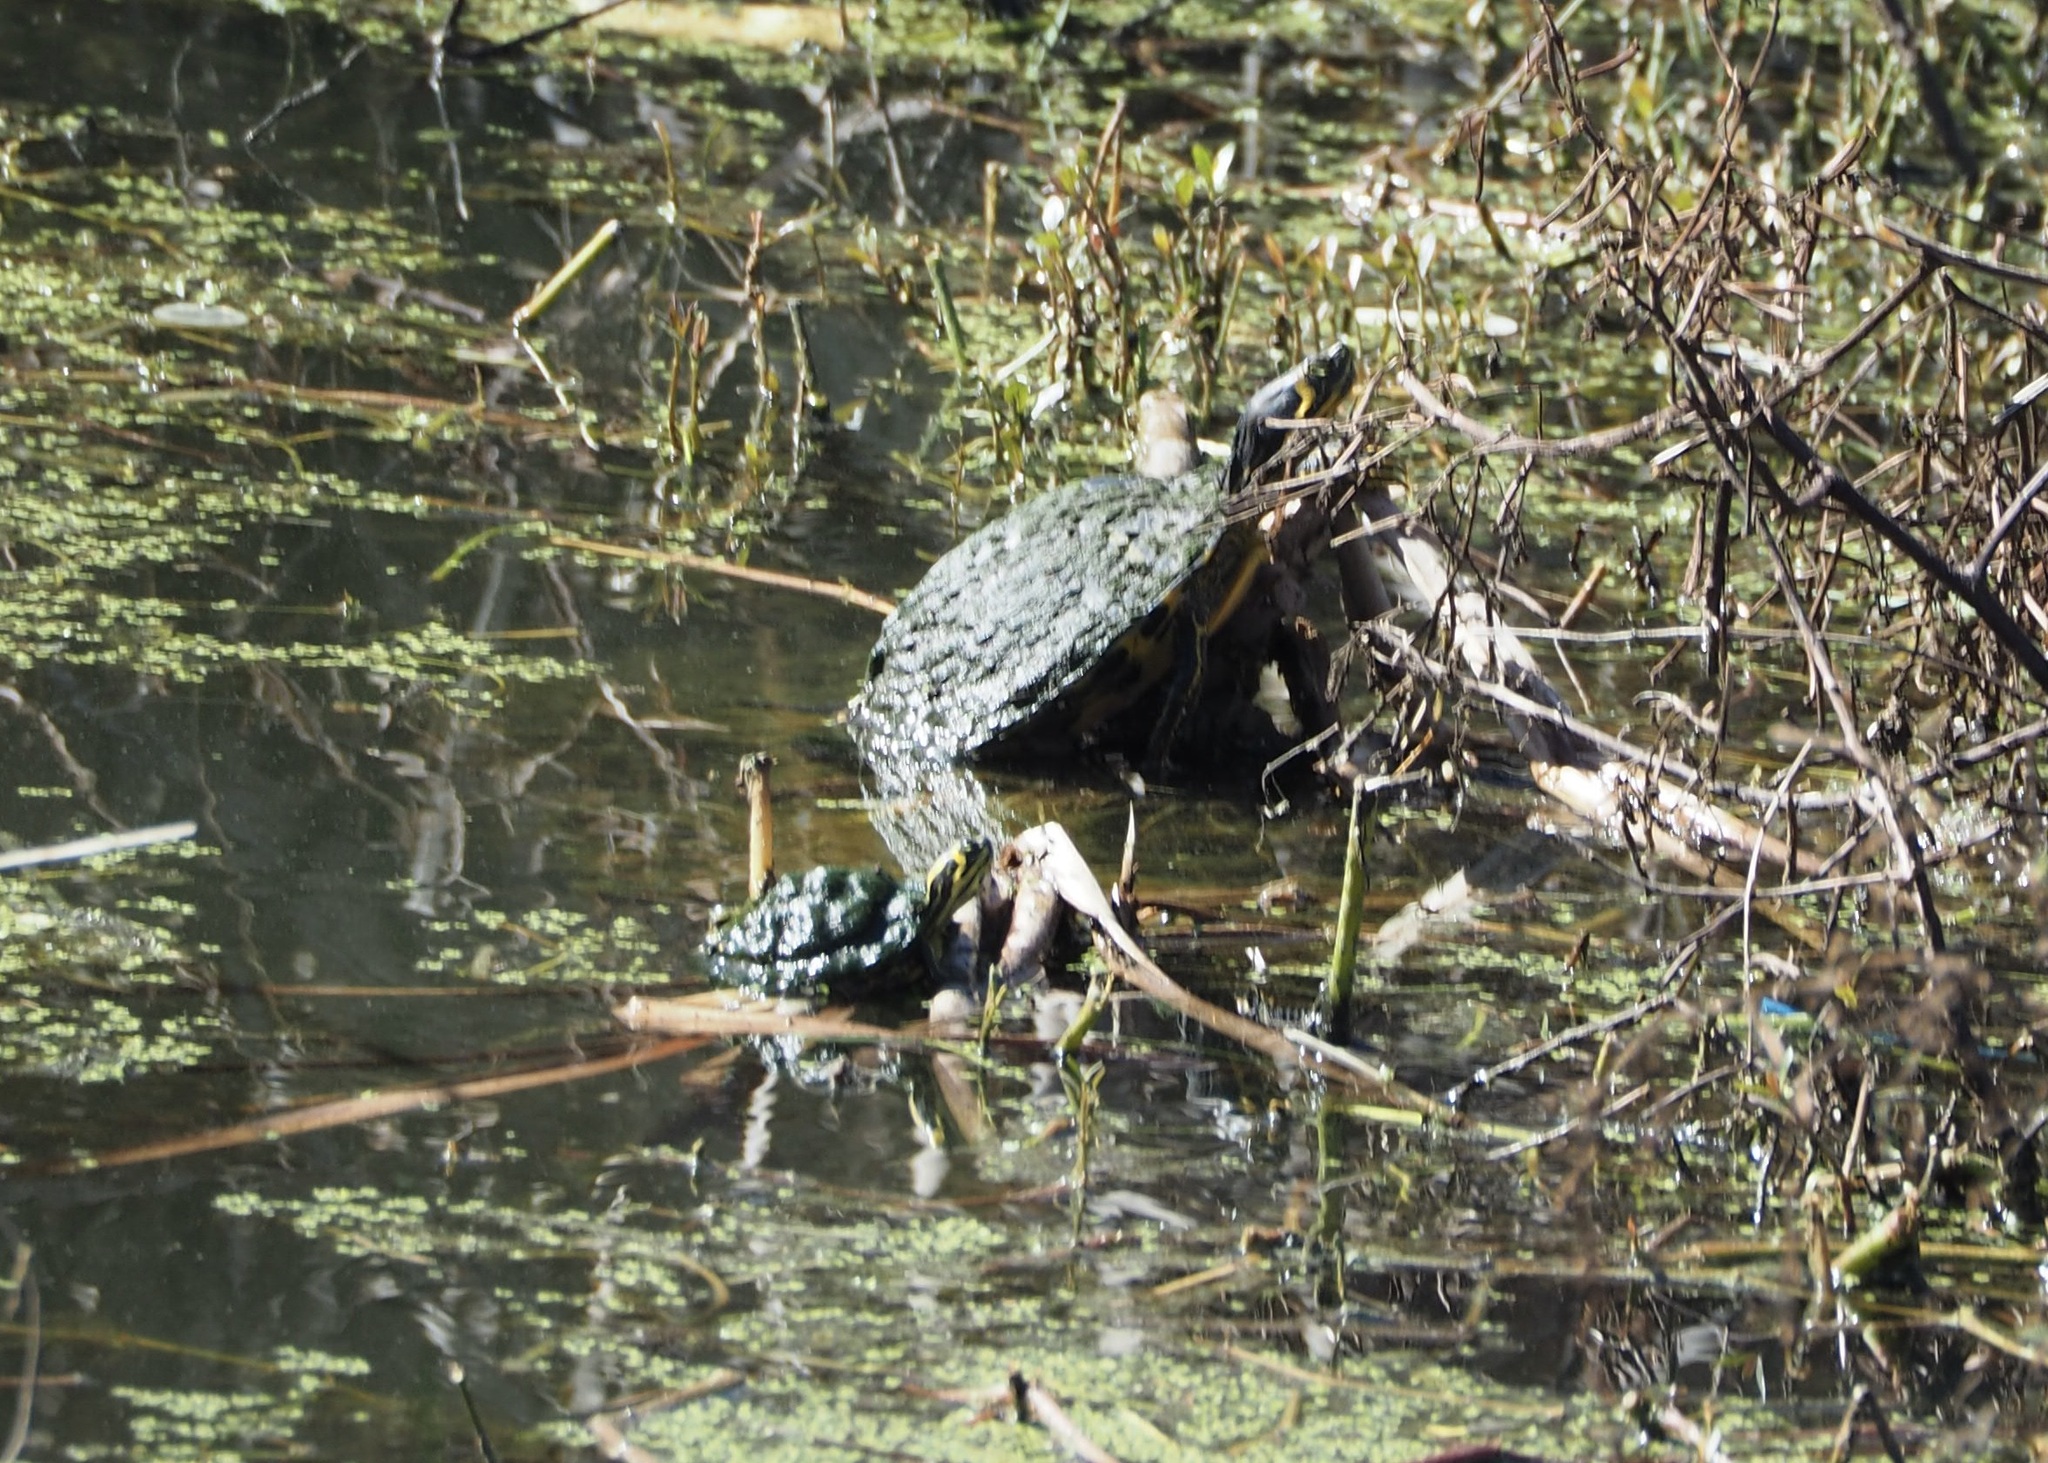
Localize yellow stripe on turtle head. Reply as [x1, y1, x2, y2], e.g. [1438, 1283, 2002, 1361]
[922, 837, 994, 928]
[1224, 342, 1356, 494]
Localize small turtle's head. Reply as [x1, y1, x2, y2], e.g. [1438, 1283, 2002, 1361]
[922, 837, 995, 927]
[1224, 341, 1356, 493]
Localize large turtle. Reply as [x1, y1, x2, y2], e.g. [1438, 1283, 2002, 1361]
[846, 343, 1356, 773]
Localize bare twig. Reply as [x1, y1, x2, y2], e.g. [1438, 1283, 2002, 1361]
[1010, 1374, 1121, 1463]
[548, 534, 896, 616]
[1446, 992, 1678, 1107]
[0, 1247, 33, 1463]
[36, 1038, 702, 1174]
[0, 821, 198, 873]
[1751, 396, 2048, 699]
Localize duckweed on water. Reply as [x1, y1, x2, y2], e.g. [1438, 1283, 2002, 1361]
[414, 904, 674, 986]
[0, 876, 227, 1082]
[218, 1176, 1633, 1460]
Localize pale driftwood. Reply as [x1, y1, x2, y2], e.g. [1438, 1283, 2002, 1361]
[1344, 486, 1831, 897]
[0, 821, 198, 872]
[1010, 824, 1455, 1120]
[615, 995, 898, 1042]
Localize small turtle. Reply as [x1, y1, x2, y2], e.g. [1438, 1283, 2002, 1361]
[702, 837, 995, 999]
[847, 343, 1357, 772]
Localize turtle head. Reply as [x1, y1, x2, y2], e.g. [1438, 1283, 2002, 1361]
[1133, 387, 1197, 479]
[922, 837, 995, 928]
[1223, 341, 1356, 494]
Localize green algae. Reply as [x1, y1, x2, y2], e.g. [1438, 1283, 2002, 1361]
[0, 869, 230, 1083]
[414, 903, 676, 986]
[55, 1343, 381, 1463]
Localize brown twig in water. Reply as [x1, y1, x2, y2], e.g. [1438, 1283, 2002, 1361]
[0, 1243, 34, 1463]
[586, 1372, 746, 1463]
[1872, 221, 2048, 290]
[548, 534, 895, 615]
[0, 688, 123, 828]
[615, 996, 898, 1043]
[1008, 1373, 1121, 1463]
[1827, 1383, 1908, 1463]
[1444, 991, 1678, 1108]
[1011, 825, 1457, 1121]
[241, 41, 369, 145]
[32, 1037, 702, 1175]
[1400, 257, 1938, 469]
[435, 0, 637, 63]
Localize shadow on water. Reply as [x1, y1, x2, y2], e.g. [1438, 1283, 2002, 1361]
[0, 0, 2045, 1457]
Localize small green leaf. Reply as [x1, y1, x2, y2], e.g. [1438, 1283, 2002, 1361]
[1210, 141, 1236, 194]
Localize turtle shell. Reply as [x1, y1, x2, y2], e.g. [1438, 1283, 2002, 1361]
[847, 463, 1250, 766]
[847, 343, 1355, 771]
[702, 863, 928, 997]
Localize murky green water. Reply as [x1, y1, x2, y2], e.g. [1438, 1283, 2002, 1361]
[3, 0, 2046, 1458]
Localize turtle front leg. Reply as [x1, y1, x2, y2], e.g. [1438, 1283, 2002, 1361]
[1271, 615, 1337, 743]
[923, 890, 986, 987]
[1141, 617, 1208, 774]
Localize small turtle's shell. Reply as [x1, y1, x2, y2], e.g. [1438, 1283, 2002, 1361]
[848, 465, 1234, 765]
[702, 864, 928, 997]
